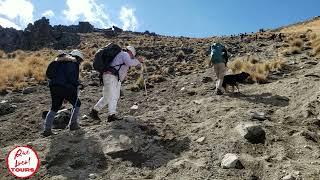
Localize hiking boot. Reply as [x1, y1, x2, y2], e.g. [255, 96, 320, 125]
[89, 109, 100, 120]
[107, 114, 122, 122]
[42, 129, 56, 137]
[69, 123, 81, 131]
[216, 89, 223, 95]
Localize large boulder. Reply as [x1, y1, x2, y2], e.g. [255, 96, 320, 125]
[0, 101, 17, 116]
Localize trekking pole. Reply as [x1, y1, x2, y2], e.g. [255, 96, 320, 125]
[68, 86, 81, 127]
[142, 64, 148, 96]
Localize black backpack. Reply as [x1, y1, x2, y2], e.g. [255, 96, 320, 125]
[93, 43, 122, 73]
[46, 61, 58, 80]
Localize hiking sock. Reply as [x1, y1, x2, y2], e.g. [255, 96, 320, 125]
[44, 110, 56, 130]
[69, 106, 80, 126]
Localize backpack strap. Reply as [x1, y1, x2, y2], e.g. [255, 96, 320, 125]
[112, 63, 125, 81]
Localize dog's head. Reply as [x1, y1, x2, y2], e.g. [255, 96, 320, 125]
[240, 72, 251, 80]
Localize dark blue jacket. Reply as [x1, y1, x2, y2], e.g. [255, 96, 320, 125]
[46, 56, 80, 89]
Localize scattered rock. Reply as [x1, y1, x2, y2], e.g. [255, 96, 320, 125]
[89, 173, 97, 179]
[282, 175, 295, 180]
[163, 66, 175, 76]
[248, 110, 268, 121]
[196, 137, 206, 143]
[0, 101, 17, 116]
[236, 123, 266, 144]
[275, 95, 290, 101]
[0, 89, 8, 96]
[305, 73, 320, 78]
[193, 99, 204, 105]
[305, 61, 318, 65]
[202, 76, 213, 83]
[187, 91, 197, 96]
[102, 134, 133, 154]
[221, 153, 244, 169]
[82, 115, 88, 120]
[130, 105, 139, 110]
[53, 109, 71, 129]
[301, 131, 319, 143]
[22, 87, 37, 94]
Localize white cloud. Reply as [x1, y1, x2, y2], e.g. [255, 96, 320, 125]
[63, 0, 114, 28]
[0, 0, 33, 29]
[42, 10, 55, 18]
[0, 17, 21, 29]
[119, 6, 138, 31]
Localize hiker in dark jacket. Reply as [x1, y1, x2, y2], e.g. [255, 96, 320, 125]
[43, 50, 84, 137]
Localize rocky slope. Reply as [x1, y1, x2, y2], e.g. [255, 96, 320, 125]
[0, 19, 320, 180]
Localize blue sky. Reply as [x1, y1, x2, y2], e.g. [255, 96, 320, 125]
[0, 0, 319, 37]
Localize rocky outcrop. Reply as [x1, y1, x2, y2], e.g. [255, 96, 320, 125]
[0, 18, 94, 52]
[0, 26, 23, 52]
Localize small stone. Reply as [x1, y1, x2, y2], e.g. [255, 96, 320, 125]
[249, 111, 267, 121]
[282, 175, 295, 180]
[130, 105, 139, 110]
[221, 153, 244, 169]
[22, 87, 37, 94]
[196, 137, 206, 143]
[202, 76, 213, 83]
[119, 135, 132, 145]
[304, 145, 312, 150]
[82, 115, 88, 120]
[193, 99, 204, 105]
[180, 87, 186, 91]
[89, 173, 97, 179]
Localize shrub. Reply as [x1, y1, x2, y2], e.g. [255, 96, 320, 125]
[82, 61, 93, 71]
[0, 53, 49, 90]
[290, 46, 302, 54]
[176, 50, 185, 61]
[313, 45, 320, 56]
[291, 39, 303, 48]
[228, 57, 284, 83]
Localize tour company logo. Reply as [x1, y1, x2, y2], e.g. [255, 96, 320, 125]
[6, 146, 40, 178]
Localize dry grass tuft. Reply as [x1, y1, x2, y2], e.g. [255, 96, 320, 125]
[0, 53, 50, 90]
[81, 61, 93, 71]
[228, 56, 285, 83]
[314, 45, 320, 56]
[0, 50, 5, 58]
[291, 39, 304, 48]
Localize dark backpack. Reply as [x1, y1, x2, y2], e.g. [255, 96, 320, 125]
[210, 43, 228, 64]
[93, 43, 122, 73]
[46, 61, 58, 79]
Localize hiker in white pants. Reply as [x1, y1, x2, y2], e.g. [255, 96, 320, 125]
[89, 46, 144, 122]
[94, 74, 121, 116]
[214, 63, 226, 93]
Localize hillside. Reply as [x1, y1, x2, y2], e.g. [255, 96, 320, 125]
[279, 16, 320, 34]
[0, 18, 320, 180]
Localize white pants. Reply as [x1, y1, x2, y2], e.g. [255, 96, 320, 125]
[94, 74, 121, 115]
[213, 63, 226, 91]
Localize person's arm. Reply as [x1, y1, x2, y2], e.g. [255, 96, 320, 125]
[123, 53, 142, 67]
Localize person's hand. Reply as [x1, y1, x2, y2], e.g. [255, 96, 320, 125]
[137, 57, 144, 63]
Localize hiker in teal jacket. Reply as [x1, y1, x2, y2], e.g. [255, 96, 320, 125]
[209, 43, 228, 95]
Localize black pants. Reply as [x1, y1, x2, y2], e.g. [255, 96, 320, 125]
[50, 86, 81, 112]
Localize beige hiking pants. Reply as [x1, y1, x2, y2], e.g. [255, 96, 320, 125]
[213, 63, 226, 91]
